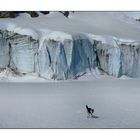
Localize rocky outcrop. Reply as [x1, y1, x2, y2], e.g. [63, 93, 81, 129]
[0, 11, 69, 18]
[0, 12, 36, 18]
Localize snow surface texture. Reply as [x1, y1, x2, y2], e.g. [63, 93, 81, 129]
[0, 80, 140, 128]
[0, 12, 140, 80]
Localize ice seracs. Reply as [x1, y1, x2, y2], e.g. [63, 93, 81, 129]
[1, 29, 140, 80]
[9, 34, 38, 74]
[119, 42, 140, 77]
[0, 12, 140, 80]
[0, 30, 9, 69]
[95, 41, 121, 77]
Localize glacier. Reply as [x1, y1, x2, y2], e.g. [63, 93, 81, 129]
[95, 41, 121, 77]
[0, 30, 9, 70]
[38, 39, 69, 80]
[1, 29, 140, 80]
[95, 40, 140, 78]
[0, 12, 140, 80]
[9, 34, 39, 74]
[119, 42, 140, 77]
[0, 30, 97, 80]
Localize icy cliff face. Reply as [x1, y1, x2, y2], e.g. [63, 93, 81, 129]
[95, 40, 140, 78]
[1, 29, 140, 80]
[0, 30, 97, 80]
[69, 34, 96, 78]
[0, 30, 9, 70]
[119, 43, 140, 77]
[0, 12, 140, 80]
[9, 34, 39, 73]
[95, 42, 121, 77]
[38, 34, 97, 80]
[38, 39, 69, 80]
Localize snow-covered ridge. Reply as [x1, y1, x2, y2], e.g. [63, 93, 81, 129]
[0, 12, 140, 80]
[1, 12, 140, 40]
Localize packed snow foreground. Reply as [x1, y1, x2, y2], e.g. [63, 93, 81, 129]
[0, 12, 140, 81]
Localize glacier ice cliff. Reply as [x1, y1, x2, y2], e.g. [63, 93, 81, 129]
[119, 43, 140, 77]
[38, 39, 69, 80]
[0, 29, 140, 80]
[38, 34, 97, 80]
[69, 35, 97, 78]
[95, 41, 140, 78]
[95, 42, 121, 77]
[9, 34, 38, 74]
[0, 30, 9, 69]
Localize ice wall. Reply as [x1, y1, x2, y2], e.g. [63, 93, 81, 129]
[0, 30, 97, 80]
[38, 39, 69, 80]
[119, 43, 140, 77]
[38, 34, 97, 80]
[95, 42, 121, 77]
[9, 34, 38, 73]
[95, 41, 140, 78]
[70, 35, 96, 77]
[0, 29, 140, 80]
[0, 30, 9, 70]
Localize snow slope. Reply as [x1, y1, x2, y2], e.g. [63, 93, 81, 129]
[0, 12, 140, 40]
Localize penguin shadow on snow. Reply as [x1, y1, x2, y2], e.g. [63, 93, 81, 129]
[91, 115, 99, 119]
